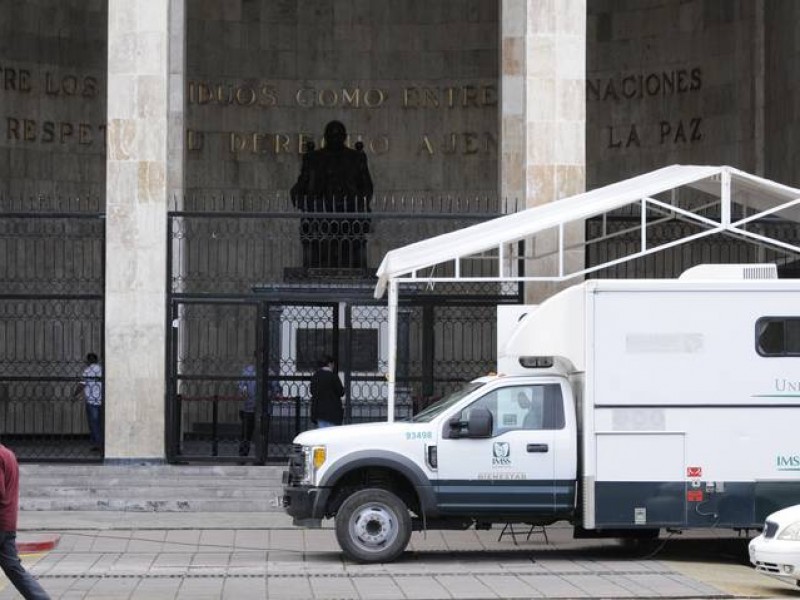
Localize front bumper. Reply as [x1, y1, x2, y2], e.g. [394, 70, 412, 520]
[749, 534, 800, 586]
[281, 471, 331, 527]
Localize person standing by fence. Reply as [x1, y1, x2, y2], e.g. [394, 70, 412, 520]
[73, 353, 103, 452]
[237, 358, 257, 458]
[0, 443, 50, 599]
[310, 355, 345, 428]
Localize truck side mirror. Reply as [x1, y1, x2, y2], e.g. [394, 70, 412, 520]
[466, 407, 493, 438]
[445, 407, 493, 439]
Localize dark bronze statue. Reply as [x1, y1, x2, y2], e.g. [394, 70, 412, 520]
[290, 121, 373, 270]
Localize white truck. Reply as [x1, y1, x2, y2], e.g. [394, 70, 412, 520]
[282, 264, 800, 562]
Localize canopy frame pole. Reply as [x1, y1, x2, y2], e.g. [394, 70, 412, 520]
[721, 169, 731, 227]
[641, 198, 647, 252]
[386, 278, 398, 422]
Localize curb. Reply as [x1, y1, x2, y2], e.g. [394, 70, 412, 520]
[18, 534, 60, 553]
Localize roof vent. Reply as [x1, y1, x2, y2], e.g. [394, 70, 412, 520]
[679, 264, 778, 281]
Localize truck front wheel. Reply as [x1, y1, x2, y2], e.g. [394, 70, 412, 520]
[335, 488, 411, 563]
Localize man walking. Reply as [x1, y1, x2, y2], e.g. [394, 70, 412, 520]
[310, 355, 345, 428]
[0, 443, 50, 599]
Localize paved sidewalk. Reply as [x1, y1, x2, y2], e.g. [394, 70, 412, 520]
[0, 513, 785, 599]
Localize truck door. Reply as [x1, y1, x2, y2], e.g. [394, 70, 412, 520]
[434, 382, 566, 516]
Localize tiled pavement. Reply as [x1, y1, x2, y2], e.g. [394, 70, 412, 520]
[0, 516, 783, 600]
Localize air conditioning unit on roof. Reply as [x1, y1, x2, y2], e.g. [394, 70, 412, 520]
[678, 264, 778, 281]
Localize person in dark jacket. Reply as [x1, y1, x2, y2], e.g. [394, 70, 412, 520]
[0, 443, 50, 599]
[310, 355, 345, 428]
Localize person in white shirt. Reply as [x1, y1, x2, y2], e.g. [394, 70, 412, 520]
[73, 353, 103, 452]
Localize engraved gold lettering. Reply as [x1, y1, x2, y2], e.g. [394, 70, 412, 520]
[363, 88, 385, 107]
[3, 67, 17, 90]
[78, 123, 92, 145]
[236, 86, 257, 106]
[481, 85, 497, 106]
[461, 86, 478, 107]
[369, 135, 389, 154]
[187, 129, 203, 151]
[419, 135, 434, 156]
[423, 88, 439, 108]
[259, 84, 278, 106]
[484, 132, 497, 153]
[45, 72, 59, 95]
[446, 87, 456, 108]
[443, 133, 457, 154]
[62, 75, 78, 95]
[197, 83, 213, 104]
[24, 119, 36, 141]
[463, 132, 479, 154]
[295, 88, 313, 107]
[403, 87, 418, 108]
[19, 69, 31, 92]
[690, 67, 702, 90]
[251, 132, 265, 153]
[274, 133, 290, 153]
[42, 121, 54, 143]
[59, 122, 73, 143]
[297, 133, 313, 152]
[229, 132, 246, 153]
[83, 76, 98, 98]
[318, 88, 337, 107]
[6, 117, 19, 141]
[341, 88, 360, 107]
[215, 84, 232, 104]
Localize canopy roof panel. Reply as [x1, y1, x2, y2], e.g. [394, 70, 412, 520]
[374, 164, 800, 297]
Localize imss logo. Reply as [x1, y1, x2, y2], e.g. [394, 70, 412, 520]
[492, 442, 511, 465]
[776, 455, 800, 471]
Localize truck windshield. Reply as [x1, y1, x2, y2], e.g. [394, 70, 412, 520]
[410, 382, 485, 423]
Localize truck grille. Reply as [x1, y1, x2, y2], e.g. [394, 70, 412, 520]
[286, 444, 306, 484]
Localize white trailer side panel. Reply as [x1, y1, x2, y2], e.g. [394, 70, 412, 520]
[585, 281, 800, 530]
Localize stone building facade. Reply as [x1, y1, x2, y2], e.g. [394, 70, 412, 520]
[0, 0, 795, 461]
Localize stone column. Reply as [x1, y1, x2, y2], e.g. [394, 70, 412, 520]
[105, 0, 184, 460]
[500, 0, 586, 301]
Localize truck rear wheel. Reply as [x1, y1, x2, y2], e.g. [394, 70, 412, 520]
[335, 488, 411, 563]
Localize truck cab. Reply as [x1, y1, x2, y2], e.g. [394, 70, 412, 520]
[282, 372, 578, 562]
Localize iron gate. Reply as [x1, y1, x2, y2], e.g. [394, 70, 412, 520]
[0, 200, 105, 462]
[166, 291, 509, 463]
[166, 195, 517, 463]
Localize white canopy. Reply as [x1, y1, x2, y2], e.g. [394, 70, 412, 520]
[374, 164, 800, 298]
[375, 164, 800, 421]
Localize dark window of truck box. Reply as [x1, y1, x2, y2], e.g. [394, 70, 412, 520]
[756, 318, 800, 356]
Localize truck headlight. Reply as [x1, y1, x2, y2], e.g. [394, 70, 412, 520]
[777, 521, 800, 541]
[300, 445, 326, 485]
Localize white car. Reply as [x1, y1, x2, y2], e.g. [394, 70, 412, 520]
[750, 504, 800, 587]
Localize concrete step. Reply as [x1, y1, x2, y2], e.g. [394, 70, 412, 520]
[18, 464, 289, 512]
[20, 498, 284, 512]
[20, 475, 284, 487]
[22, 486, 283, 499]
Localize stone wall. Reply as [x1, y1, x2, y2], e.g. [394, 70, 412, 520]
[0, 0, 107, 201]
[586, 0, 758, 188]
[185, 0, 499, 197]
[764, 0, 798, 186]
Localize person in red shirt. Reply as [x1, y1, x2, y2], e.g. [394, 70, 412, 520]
[0, 444, 49, 599]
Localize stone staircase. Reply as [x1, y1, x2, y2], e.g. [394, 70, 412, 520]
[19, 464, 287, 512]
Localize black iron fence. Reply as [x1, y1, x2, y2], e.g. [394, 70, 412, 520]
[0, 197, 105, 461]
[167, 195, 520, 463]
[585, 212, 800, 279]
